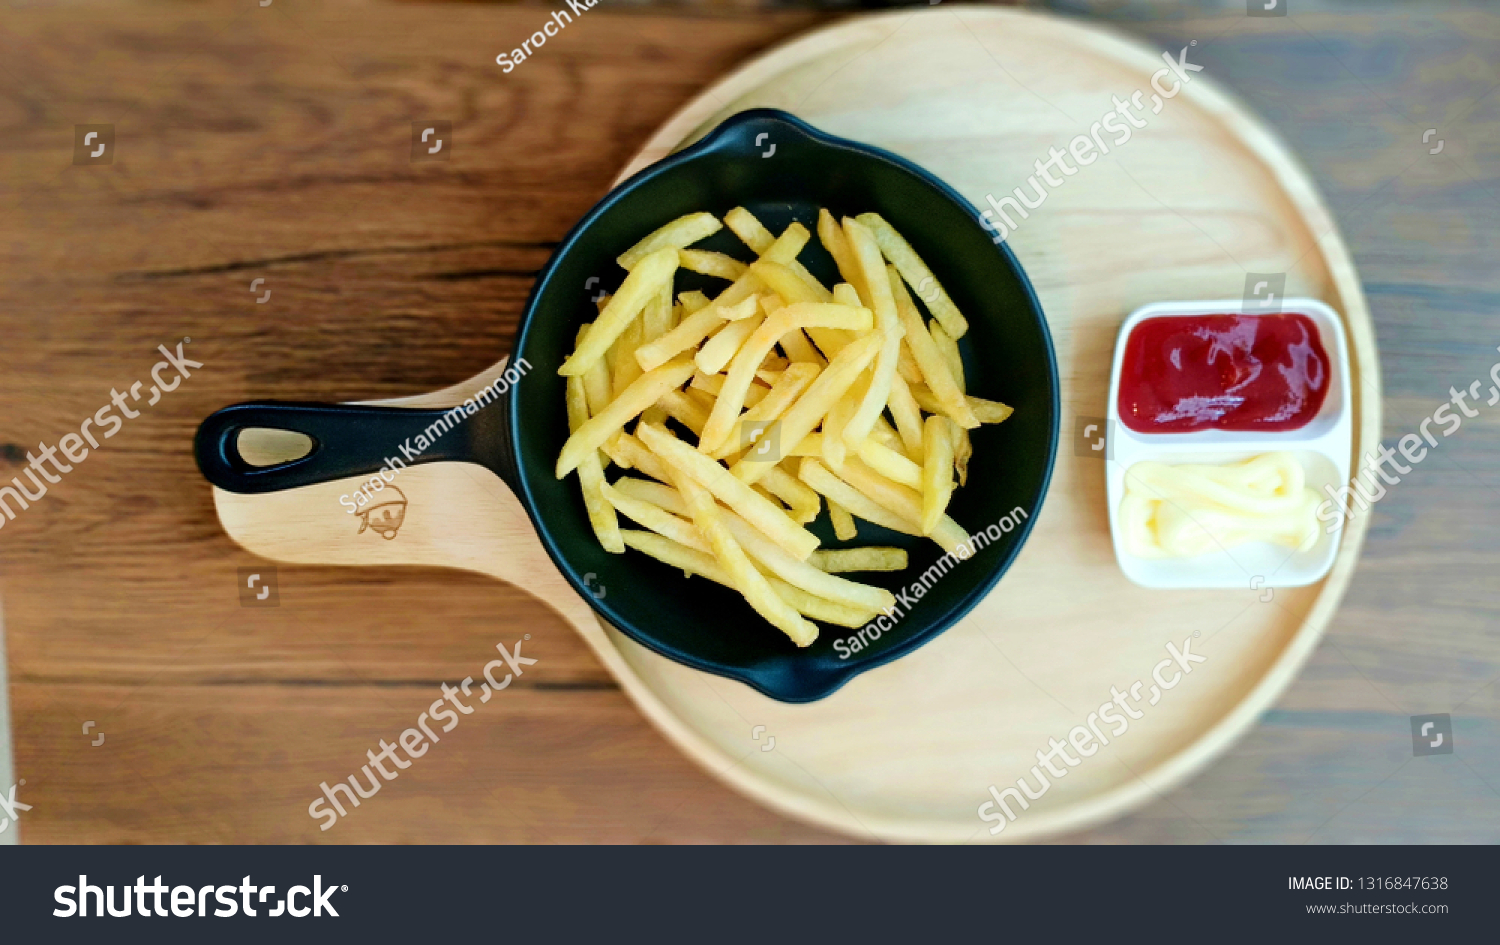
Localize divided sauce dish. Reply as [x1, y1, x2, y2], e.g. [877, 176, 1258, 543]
[1104, 298, 1352, 590]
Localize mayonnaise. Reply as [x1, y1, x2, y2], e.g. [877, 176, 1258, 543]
[1120, 452, 1321, 559]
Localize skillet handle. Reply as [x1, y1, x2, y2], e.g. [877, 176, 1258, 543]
[194, 401, 504, 495]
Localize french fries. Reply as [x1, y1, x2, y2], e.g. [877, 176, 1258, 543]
[567, 367, 624, 554]
[675, 473, 818, 646]
[618, 212, 722, 270]
[889, 265, 979, 428]
[810, 547, 908, 572]
[556, 359, 695, 478]
[555, 208, 1017, 647]
[855, 211, 969, 339]
[561, 247, 678, 377]
[679, 249, 748, 281]
[637, 421, 819, 561]
[921, 415, 957, 534]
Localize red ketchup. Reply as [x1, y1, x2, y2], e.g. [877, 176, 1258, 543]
[1118, 313, 1329, 433]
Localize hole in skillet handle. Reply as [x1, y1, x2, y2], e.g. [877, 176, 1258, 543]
[506, 108, 1060, 703]
[193, 394, 518, 495]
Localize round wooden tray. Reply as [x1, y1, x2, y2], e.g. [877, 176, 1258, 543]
[216, 6, 1378, 842]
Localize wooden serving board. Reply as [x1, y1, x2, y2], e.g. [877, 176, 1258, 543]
[215, 6, 1379, 842]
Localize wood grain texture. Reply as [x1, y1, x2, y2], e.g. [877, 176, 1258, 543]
[2, 0, 1498, 844]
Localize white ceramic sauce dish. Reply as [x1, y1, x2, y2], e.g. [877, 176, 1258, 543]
[1105, 298, 1352, 590]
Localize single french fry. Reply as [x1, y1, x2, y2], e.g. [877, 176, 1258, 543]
[611, 476, 687, 514]
[769, 583, 877, 629]
[603, 434, 671, 483]
[872, 418, 904, 451]
[696, 310, 764, 375]
[779, 327, 825, 366]
[578, 322, 614, 419]
[601, 481, 709, 553]
[716, 294, 761, 322]
[678, 290, 710, 314]
[566, 374, 624, 553]
[888, 373, 925, 461]
[760, 464, 822, 524]
[954, 427, 973, 487]
[675, 473, 818, 646]
[749, 259, 822, 305]
[724, 206, 832, 301]
[693, 371, 771, 409]
[698, 302, 875, 455]
[641, 280, 674, 346]
[930, 321, 966, 393]
[896, 339, 923, 385]
[759, 221, 812, 266]
[618, 212, 721, 270]
[784, 433, 822, 457]
[841, 221, 906, 448]
[889, 265, 980, 428]
[964, 396, 1013, 424]
[809, 547, 908, 572]
[678, 249, 747, 281]
[609, 316, 644, 399]
[658, 388, 712, 439]
[756, 352, 792, 373]
[855, 211, 970, 339]
[683, 387, 717, 412]
[561, 246, 678, 376]
[921, 415, 957, 534]
[637, 421, 820, 560]
[826, 497, 858, 541]
[556, 359, 694, 478]
[635, 305, 727, 372]
[798, 457, 920, 537]
[821, 372, 866, 472]
[818, 209, 866, 301]
[858, 436, 923, 490]
[907, 385, 1014, 424]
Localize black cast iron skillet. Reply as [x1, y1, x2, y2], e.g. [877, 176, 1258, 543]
[195, 108, 1059, 703]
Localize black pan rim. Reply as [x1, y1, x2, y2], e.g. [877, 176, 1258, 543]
[508, 107, 1060, 703]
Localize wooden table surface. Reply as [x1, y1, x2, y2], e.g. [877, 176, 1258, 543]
[2, 0, 1497, 844]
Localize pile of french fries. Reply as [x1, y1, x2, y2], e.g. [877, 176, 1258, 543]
[554, 207, 1014, 647]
